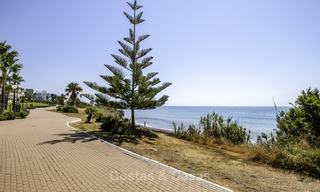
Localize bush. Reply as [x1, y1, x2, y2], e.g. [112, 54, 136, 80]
[99, 109, 132, 134]
[0, 111, 16, 121]
[251, 87, 320, 178]
[6, 103, 13, 111]
[95, 112, 104, 122]
[276, 88, 320, 147]
[61, 105, 78, 113]
[16, 111, 29, 119]
[56, 105, 62, 111]
[101, 115, 129, 133]
[251, 144, 320, 178]
[84, 106, 109, 123]
[85, 107, 98, 123]
[29, 103, 34, 109]
[173, 123, 201, 141]
[173, 112, 251, 145]
[77, 102, 90, 108]
[19, 103, 26, 112]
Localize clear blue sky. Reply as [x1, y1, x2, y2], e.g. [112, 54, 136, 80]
[1, 0, 319, 106]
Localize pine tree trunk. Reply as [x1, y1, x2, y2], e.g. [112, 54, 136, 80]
[131, 108, 135, 129]
[130, 7, 137, 130]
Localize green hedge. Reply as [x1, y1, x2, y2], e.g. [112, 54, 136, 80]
[57, 105, 78, 113]
[0, 111, 16, 121]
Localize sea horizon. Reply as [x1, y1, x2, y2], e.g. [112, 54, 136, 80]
[163, 105, 291, 107]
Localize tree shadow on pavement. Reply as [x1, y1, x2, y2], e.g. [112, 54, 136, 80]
[37, 131, 139, 146]
[85, 131, 139, 146]
[38, 132, 99, 145]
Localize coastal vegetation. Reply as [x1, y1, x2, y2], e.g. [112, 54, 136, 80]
[170, 88, 320, 178]
[251, 88, 320, 178]
[173, 113, 251, 145]
[84, 0, 171, 130]
[276, 88, 320, 147]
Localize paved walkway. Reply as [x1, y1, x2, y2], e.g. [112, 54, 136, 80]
[0, 108, 230, 192]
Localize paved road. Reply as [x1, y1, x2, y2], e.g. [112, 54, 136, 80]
[0, 108, 230, 192]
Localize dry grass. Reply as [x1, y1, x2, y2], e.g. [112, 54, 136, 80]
[122, 134, 320, 192]
[55, 110, 320, 192]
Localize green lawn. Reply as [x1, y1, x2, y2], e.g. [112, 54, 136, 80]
[24, 102, 50, 109]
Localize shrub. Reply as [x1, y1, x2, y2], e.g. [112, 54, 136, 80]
[85, 107, 98, 123]
[251, 88, 320, 178]
[0, 111, 16, 121]
[19, 103, 26, 112]
[6, 103, 13, 112]
[276, 88, 320, 147]
[85, 106, 110, 123]
[99, 109, 132, 134]
[95, 112, 104, 122]
[173, 112, 251, 145]
[61, 105, 78, 113]
[250, 144, 320, 178]
[101, 115, 128, 133]
[56, 105, 62, 111]
[77, 102, 90, 108]
[4, 111, 16, 120]
[29, 103, 34, 109]
[16, 111, 29, 119]
[173, 123, 201, 142]
[134, 127, 159, 138]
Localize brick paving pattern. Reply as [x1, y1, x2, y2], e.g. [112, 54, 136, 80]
[0, 108, 230, 192]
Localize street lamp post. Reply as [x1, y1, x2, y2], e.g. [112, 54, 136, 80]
[12, 85, 18, 113]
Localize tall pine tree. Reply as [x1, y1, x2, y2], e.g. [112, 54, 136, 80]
[84, 0, 171, 129]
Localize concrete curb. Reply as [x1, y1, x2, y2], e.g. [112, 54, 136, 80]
[66, 118, 233, 192]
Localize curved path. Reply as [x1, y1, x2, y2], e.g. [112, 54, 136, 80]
[0, 108, 230, 192]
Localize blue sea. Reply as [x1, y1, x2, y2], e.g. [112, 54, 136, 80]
[125, 106, 289, 141]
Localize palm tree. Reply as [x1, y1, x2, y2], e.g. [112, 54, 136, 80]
[11, 73, 24, 112]
[0, 41, 21, 113]
[65, 82, 83, 106]
[56, 94, 66, 106]
[0, 42, 11, 112]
